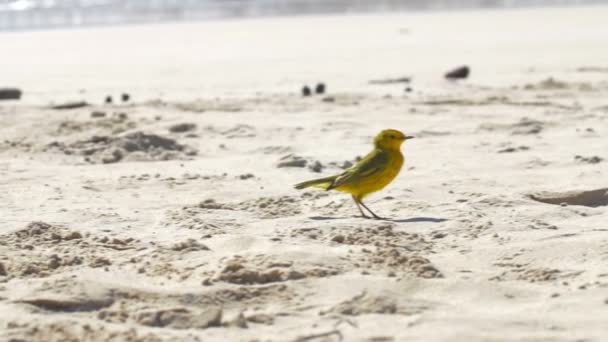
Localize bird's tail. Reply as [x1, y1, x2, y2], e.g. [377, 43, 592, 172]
[294, 176, 336, 190]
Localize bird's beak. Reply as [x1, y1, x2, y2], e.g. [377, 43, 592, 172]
[403, 135, 415, 140]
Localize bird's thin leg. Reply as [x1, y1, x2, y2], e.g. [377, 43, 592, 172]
[358, 200, 382, 219]
[352, 195, 368, 218]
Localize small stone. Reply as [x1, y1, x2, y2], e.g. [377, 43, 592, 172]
[445, 65, 470, 80]
[90, 257, 112, 268]
[48, 255, 61, 269]
[309, 161, 323, 173]
[277, 154, 307, 168]
[301, 86, 312, 97]
[432, 232, 446, 239]
[239, 173, 254, 180]
[169, 123, 196, 133]
[0, 88, 22, 100]
[315, 83, 326, 94]
[91, 111, 106, 118]
[331, 235, 345, 243]
[64, 231, 83, 240]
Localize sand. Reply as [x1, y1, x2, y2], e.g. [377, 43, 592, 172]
[1, 6, 608, 342]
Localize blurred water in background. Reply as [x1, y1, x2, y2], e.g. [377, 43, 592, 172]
[0, 0, 606, 31]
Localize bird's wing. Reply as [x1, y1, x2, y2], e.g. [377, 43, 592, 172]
[327, 149, 388, 190]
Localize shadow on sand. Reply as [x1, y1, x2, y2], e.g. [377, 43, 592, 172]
[309, 216, 447, 223]
[389, 217, 447, 223]
[309, 216, 349, 221]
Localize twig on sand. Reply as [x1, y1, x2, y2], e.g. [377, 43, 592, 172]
[50, 101, 89, 110]
[333, 317, 358, 329]
[369, 77, 411, 85]
[294, 329, 343, 341]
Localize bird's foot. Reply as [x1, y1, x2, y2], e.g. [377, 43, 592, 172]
[367, 212, 388, 220]
[359, 215, 388, 220]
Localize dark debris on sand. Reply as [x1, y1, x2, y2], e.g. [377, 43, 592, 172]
[47, 131, 197, 164]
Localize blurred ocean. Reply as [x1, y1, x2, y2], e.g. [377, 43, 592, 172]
[1, 0, 606, 31]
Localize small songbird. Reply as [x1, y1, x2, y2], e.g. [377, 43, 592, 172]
[294, 129, 414, 219]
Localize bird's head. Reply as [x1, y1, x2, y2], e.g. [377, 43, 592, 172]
[374, 129, 414, 150]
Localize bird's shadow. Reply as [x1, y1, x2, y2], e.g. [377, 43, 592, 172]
[309, 216, 447, 223]
[388, 217, 447, 223]
[309, 216, 348, 221]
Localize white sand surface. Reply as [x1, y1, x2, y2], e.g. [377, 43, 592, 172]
[1, 6, 608, 342]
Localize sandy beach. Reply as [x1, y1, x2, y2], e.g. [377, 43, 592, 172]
[1, 6, 608, 341]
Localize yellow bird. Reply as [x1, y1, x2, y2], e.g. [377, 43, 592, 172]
[294, 129, 414, 219]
